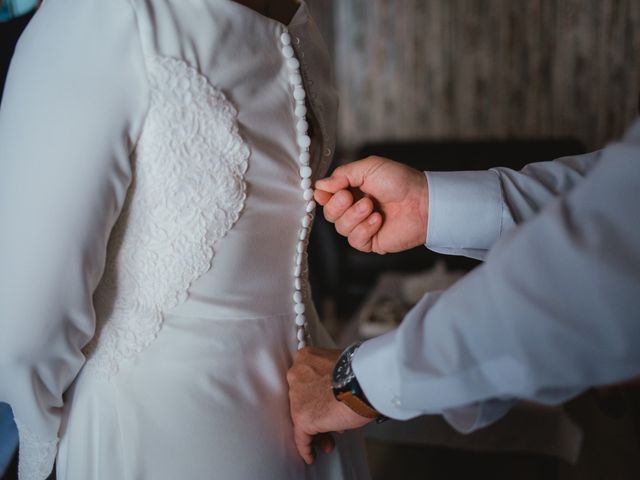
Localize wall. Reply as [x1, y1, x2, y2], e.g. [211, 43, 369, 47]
[308, 0, 640, 151]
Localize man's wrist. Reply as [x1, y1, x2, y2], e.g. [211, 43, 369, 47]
[332, 343, 388, 423]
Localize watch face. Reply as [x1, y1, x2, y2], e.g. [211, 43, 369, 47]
[332, 345, 358, 390]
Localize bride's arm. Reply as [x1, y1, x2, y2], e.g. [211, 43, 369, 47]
[0, 0, 149, 478]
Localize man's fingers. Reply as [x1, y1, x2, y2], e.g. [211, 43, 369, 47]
[347, 212, 382, 252]
[323, 190, 354, 223]
[294, 427, 315, 464]
[314, 189, 333, 206]
[334, 197, 374, 237]
[314, 433, 336, 454]
[315, 157, 383, 193]
[315, 174, 350, 194]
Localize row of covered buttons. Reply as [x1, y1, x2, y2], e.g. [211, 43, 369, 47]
[281, 29, 315, 350]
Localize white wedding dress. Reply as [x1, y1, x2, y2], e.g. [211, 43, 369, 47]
[0, 0, 370, 478]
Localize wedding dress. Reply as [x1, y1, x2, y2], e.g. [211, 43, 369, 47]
[0, 0, 370, 478]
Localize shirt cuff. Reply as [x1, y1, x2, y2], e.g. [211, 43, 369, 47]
[352, 331, 422, 421]
[351, 329, 516, 430]
[425, 170, 503, 252]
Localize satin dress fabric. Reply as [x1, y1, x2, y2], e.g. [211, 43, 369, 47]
[0, 0, 369, 478]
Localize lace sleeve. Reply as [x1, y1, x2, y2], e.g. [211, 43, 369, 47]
[14, 420, 58, 480]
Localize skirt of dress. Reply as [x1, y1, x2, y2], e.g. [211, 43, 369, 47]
[57, 312, 370, 479]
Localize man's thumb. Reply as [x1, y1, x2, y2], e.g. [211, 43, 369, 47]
[315, 159, 374, 193]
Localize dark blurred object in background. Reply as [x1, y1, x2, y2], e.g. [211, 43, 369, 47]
[0, 1, 36, 102]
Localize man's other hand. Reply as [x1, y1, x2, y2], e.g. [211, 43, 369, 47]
[287, 347, 372, 464]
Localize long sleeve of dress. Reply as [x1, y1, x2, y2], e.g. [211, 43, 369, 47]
[353, 120, 640, 431]
[0, 0, 149, 478]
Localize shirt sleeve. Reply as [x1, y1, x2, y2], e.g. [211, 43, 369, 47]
[354, 119, 640, 431]
[0, 0, 149, 478]
[425, 150, 602, 260]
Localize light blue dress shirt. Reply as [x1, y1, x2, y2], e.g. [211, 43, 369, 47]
[353, 119, 640, 432]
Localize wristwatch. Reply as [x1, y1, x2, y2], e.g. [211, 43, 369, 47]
[332, 342, 388, 423]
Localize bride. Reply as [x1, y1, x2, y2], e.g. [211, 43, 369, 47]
[0, 0, 370, 478]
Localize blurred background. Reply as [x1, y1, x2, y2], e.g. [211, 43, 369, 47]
[309, 0, 639, 152]
[2, 1, 640, 479]
[303, 1, 640, 479]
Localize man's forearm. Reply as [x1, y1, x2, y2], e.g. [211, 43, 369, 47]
[354, 121, 640, 431]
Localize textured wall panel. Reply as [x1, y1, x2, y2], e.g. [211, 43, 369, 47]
[309, 0, 640, 150]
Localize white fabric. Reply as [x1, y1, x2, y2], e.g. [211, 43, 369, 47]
[0, 0, 368, 478]
[353, 119, 640, 432]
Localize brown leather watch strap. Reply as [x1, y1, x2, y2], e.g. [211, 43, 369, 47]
[336, 391, 381, 419]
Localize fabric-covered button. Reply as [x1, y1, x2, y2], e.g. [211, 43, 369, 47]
[286, 58, 300, 70]
[293, 87, 306, 101]
[294, 303, 306, 314]
[300, 165, 312, 178]
[297, 135, 311, 148]
[293, 291, 303, 303]
[298, 340, 306, 349]
[295, 314, 306, 326]
[299, 151, 310, 164]
[296, 119, 308, 133]
[295, 104, 307, 118]
[301, 215, 312, 228]
[295, 277, 302, 289]
[280, 32, 292, 45]
[289, 73, 302, 86]
[282, 45, 294, 58]
[305, 201, 316, 213]
[303, 188, 313, 201]
[301, 178, 312, 190]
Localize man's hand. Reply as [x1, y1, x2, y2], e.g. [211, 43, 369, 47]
[315, 156, 428, 254]
[287, 347, 373, 464]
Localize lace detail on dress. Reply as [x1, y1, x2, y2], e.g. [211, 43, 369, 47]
[14, 419, 58, 480]
[85, 55, 250, 377]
